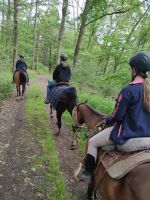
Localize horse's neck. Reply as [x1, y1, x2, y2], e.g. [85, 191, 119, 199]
[82, 105, 104, 130]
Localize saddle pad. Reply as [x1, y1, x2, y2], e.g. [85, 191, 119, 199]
[100, 150, 150, 180]
[48, 85, 69, 108]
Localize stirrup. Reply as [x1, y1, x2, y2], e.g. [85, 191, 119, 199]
[78, 169, 92, 183]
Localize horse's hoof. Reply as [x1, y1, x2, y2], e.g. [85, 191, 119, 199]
[70, 141, 77, 150]
[70, 145, 76, 150]
[16, 97, 19, 102]
[55, 132, 59, 136]
[44, 98, 49, 104]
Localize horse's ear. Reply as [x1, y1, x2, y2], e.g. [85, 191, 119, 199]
[84, 99, 88, 103]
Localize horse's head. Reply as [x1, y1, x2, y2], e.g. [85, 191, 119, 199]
[72, 103, 87, 132]
[72, 102, 107, 132]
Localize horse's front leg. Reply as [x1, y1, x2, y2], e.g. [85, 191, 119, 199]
[16, 86, 20, 101]
[22, 84, 26, 97]
[55, 111, 62, 136]
[87, 182, 97, 200]
[50, 105, 54, 118]
[17, 86, 19, 97]
[19, 85, 21, 97]
[70, 126, 78, 150]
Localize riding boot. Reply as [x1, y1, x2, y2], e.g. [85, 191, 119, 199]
[78, 154, 96, 183]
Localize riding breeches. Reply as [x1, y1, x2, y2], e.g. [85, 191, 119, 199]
[87, 126, 114, 160]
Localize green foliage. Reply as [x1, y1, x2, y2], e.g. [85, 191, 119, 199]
[0, 71, 14, 100]
[0, 0, 150, 101]
[24, 84, 72, 200]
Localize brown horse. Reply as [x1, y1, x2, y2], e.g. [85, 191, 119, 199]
[72, 103, 106, 149]
[14, 71, 27, 100]
[73, 103, 150, 200]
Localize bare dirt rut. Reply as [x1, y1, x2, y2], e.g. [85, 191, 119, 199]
[0, 76, 88, 200]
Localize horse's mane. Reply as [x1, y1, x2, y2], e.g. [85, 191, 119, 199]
[80, 103, 106, 117]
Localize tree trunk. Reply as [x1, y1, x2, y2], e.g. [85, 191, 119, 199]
[49, 43, 52, 73]
[73, 0, 90, 67]
[56, 0, 68, 64]
[71, 0, 76, 43]
[35, 35, 40, 71]
[6, 0, 11, 46]
[12, 0, 18, 72]
[32, 0, 38, 70]
[1, 0, 5, 42]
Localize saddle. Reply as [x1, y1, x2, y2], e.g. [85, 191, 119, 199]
[99, 149, 150, 180]
[48, 85, 76, 109]
[56, 82, 70, 87]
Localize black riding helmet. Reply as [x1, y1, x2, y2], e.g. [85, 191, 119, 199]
[20, 55, 24, 59]
[129, 52, 150, 74]
[60, 54, 67, 61]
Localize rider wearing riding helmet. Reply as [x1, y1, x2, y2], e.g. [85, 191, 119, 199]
[12, 55, 30, 85]
[79, 51, 150, 182]
[44, 53, 71, 104]
[53, 54, 71, 83]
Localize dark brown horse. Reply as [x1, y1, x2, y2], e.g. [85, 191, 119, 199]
[73, 103, 150, 200]
[50, 87, 78, 139]
[14, 71, 27, 100]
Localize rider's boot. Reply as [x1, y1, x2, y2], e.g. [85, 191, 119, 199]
[78, 154, 95, 183]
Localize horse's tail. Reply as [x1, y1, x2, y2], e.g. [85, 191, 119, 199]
[69, 87, 78, 104]
[19, 71, 27, 84]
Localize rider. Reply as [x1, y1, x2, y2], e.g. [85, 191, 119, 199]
[12, 55, 29, 85]
[79, 51, 150, 182]
[44, 53, 71, 104]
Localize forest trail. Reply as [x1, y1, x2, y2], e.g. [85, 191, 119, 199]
[0, 76, 87, 200]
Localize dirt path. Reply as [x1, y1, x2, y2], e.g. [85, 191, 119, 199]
[40, 76, 88, 200]
[0, 76, 88, 200]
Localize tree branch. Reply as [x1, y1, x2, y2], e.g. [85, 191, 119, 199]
[85, 2, 145, 27]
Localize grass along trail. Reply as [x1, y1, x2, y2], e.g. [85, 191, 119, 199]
[0, 76, 88, 200]
[0, 78, 71, 200]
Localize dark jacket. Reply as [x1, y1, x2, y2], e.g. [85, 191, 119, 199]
[106, 79, 150, 145]
[53, 64, 71, 82]
[16, 59, 27, 72]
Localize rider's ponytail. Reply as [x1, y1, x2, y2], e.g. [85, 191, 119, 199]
[143, 78, 150, 112]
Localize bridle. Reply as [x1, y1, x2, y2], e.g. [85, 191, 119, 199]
[72, 103, 83, 132]
[72, 103, 107, 134]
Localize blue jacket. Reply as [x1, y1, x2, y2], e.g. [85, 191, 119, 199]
[106, 79, 150, 145]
